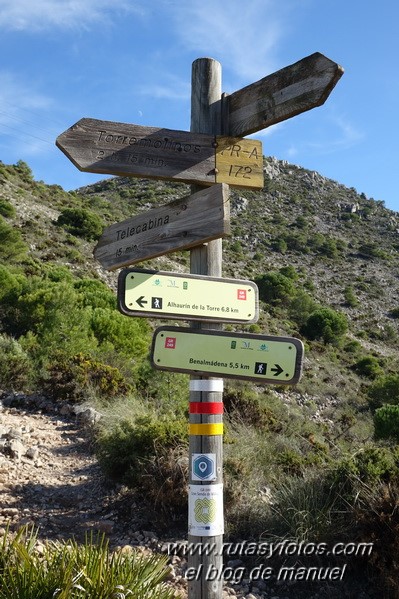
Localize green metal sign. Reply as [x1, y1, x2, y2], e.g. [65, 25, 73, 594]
[118, 269, 259, 323]
[151, 327, 304, 384]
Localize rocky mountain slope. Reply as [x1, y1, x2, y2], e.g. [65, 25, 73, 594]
[1, 156, 399, 597]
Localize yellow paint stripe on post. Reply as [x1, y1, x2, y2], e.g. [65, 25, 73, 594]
[189, 423, 224, 436]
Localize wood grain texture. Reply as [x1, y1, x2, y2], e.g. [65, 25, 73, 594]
[56, 118, 216, 185]
[227, 52, 344, 137]
[93, 183, 230, 271]
[189, 57, 224, 599]
[215, 137, 263, 189]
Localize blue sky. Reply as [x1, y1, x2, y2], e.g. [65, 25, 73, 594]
[0, 0, 398, 212]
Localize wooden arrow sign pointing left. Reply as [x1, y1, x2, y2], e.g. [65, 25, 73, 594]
[94, 183, 230, 271]
[56, 119, 264, 189]
[56, 119, 216, 184]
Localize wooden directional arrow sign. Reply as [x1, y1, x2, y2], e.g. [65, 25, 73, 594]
[56, 119, 264, 189]
[118, 269, 259, 323]
[94, 184, 230, 270]
[226, 52, 344, 137]
[151, 327, 304, 385]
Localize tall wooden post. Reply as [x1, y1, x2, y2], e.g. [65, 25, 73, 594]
[188, 58, 225, 599]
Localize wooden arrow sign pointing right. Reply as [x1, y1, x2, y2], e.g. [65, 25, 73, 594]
[226, 52, 344, 137]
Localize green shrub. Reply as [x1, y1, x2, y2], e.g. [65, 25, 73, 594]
[11, 279, 98, 359]
[57, 207, 104, 240]
[368, 374, 399, 411]
[374, 405, 399, 442]
[97, 416, 188, 483]
[0, 198, 15, 218]
[301, 307, 348, 344]
[358, 242, 388, 259]
[276, 449, 305, 475]
[0, 525, 175, 599]
[74, 278, 116, 310]
[96, 416, 188, 518]
[40, 352, 130, 402]
[288, 290, 318, 327]
[223, 384, 281, 431]
[279, 265, 298, 280]
[271, 238, 287, 253]
[90, 307, 150, 360]
[0, 266, 23, 303]
[282, 232, 308, 253]
[0, 216, 28, 263]
[333, 447, 398, 486]
[255, 271, 296, 305]
[343, 285, 359, 307]
[344, 340, 362, 354]
[14, 160, 33, 181]
[352, 356, 383, 379]
[270, 474, 351, 542]
[0, 334, 33, 391]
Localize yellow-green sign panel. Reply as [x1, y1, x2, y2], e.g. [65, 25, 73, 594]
[151, 327, 304, 385]
[118, 269, 259, 323]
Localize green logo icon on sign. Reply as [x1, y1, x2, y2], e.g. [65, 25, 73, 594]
[194, 498, 217, 525]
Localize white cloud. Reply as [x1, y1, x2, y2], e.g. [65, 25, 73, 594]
[0, 0, 144, 32]
[136, 73, 190, 102]
[166, 0, 287, 85]
[304, 113, 364, 154]
[0, 71, 57, 154]
[0, 71, 52, 115]
[331, 114, 364, 148]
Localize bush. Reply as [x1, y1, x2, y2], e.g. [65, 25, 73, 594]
[343, 285, 359, 307]
[14, 160, 33, 181]
[0, 198, 15, 218]
[269, 474, 351, 542]
[0, 525, 175, 599]
[374, 405, 399, 442]
[90, 307, 150, 360]
[333, 447, 398, 485]
[223, 383, 281, 431]
[352, 356, 383, 379]
[368, 374, 399, 411]
[0, 335, 33, 391]
[301, 307, 348, 344]
[96, 416, 188, 519]
[0, 266, 23, 304]
[74, 278, 116, 310]
[40, 352, 130, 402]
[0, 216, 27, 263]
[276, 449, 305, 476]
[57, 207, 104, 240]
[255, 271, 296, 305]
[288, 290, 318, 327]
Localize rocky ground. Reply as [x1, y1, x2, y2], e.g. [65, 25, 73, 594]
[0, 392, 379, 599]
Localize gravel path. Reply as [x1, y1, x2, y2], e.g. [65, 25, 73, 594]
[0, 393, 380, 599]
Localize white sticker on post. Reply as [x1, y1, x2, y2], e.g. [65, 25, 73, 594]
[190, 379, 224, 392]
[188, 483, 224, 536]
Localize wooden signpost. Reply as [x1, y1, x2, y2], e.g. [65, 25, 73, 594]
[56, 119, 264, 189]
[118, 269, 259, 323]
[56, 50, 343, 599]
[225, 52, 344, 137]
[94, 184, 230, 270]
